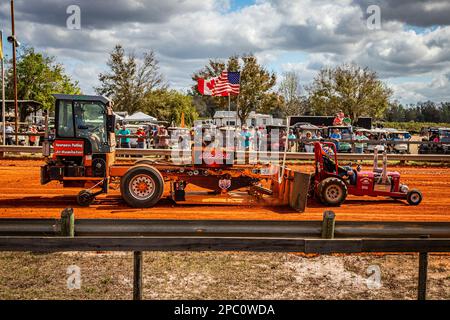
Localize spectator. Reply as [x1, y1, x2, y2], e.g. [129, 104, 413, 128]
[5, 124, 14, 145]
[279, 129, 287, 152]
[157, 126, 169, 149]
[330, 128, 341, 151]
[136, 127, 146, 149]
[333, 112, 344, 126]
[354, 130, 368, 154]
[304, 131, 314, 153]
[118, 125, 131, 148]
[240, 127, 252, 151]
[28, 125, 39, 146]
[288, 129, 296, 152]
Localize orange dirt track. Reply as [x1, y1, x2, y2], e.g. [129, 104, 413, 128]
[0, 159, 449, 222]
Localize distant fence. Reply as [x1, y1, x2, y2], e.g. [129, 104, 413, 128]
[0, 209, 447, 300]
[1, 145, 450, 162]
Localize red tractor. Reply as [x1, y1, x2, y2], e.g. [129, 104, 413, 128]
[311, 142, 422, 206]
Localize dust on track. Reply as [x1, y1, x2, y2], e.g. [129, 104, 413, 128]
[0, 159, 449, 221]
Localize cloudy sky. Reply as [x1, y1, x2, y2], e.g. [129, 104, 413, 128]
[1, 0, 450, 104]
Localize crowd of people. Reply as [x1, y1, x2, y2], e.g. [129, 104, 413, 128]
[112, 122, 380, 154]
[0, 123, 42, 146]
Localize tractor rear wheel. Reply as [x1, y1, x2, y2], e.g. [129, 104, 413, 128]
[407, 189, 422, 206]
[318, 177, 348, 206]
[120, 165, 164, 208]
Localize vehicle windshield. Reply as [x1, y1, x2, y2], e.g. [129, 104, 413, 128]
[390, 133, 406, 140]
[73, 101, 107, 153]
[440, 130, 450, 142]
[440, 130, 450, 137]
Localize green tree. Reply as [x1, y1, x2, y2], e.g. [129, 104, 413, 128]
[192, 54, 278, 124]
[278, 71, 308, 117]
[307, 63, 393, 122]
[96, 44, 166, 114]
[5, 47, 81, 120]
[144, 90, 198, 127]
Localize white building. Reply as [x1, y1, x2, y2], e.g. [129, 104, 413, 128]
[213, 111, 283, 127]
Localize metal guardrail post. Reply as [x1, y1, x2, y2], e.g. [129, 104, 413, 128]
[133, 251, 143, 300]
[60, 208, 74, 237]
[321, 211, 336, 239]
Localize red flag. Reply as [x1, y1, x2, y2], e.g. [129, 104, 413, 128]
[197, 77, 216, 96]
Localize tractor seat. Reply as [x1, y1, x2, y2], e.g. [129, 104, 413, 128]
[323, 156, 357, 185]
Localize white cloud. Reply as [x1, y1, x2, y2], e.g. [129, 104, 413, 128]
[0, 0, 449, 102]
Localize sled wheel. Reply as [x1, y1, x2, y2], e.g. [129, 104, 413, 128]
[77, 190, 95, 207]
[407, 189, 422, 206]
[318, 177, 348, 206]
[120, 165, 164, 208]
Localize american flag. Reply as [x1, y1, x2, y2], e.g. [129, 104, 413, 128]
[213, 71, 240, 96]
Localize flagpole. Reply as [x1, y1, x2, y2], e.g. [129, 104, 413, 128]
[228, 94, 231, 126]
[1, 30, 5, 146]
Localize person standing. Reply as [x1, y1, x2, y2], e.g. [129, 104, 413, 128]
[354, 130, 368, 154]
[157, 126, 169, 149]
[118, 125, 131, 148]
[28, 125, 38, 146]
[304, 131, 314, 153]
[240, 127, 252, 151]
[288, 129, 296, 152]
[136, 127, 146, 149]
[5, 124, 14, 145]
[330, 128, 341, 151]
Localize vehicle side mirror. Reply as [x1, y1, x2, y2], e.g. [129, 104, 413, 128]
[107, 114, 116, 133]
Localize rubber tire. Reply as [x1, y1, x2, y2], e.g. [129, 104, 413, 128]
[77, 190, 95, 207]
[120, 165, 164, 208]
[406, 189, 422, 206]
[318, 177, 348, 206]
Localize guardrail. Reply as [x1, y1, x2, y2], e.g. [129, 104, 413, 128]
[0, 208, 448, 300]
[1, 145, 450, 162]
[1, 218, 450, 238]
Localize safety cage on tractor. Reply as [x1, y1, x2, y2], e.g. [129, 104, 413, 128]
[311, 141, 422, 207]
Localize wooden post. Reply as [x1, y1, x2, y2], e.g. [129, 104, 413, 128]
[133, 251, 143, 300]
[418, 251, 428, 300]
[418, 235, 429, 300]
[321, 210, 336, 239]
[60, 208, 74, 237]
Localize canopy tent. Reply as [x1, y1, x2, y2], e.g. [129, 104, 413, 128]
[113, 112, 124, 121]
[125, 112, 157, 122]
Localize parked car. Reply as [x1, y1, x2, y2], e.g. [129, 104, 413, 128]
[419, 127, 450, 154]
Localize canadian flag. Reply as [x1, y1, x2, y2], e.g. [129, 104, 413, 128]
[197, 77, 216, 96]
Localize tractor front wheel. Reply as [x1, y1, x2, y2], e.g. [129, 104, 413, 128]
[120, 165, 164, 208]
[406, 189, 422, 206]
[318, 177, 348, 206]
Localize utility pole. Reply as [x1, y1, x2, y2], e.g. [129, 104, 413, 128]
[1, 30, 5, 146]
[10, 0, 18, 145]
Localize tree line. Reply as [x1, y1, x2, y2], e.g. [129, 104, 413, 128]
[384, 101, 450, 123]
[2, 45, 449, 126]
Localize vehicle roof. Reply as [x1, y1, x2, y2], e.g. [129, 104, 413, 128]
[384, 128, 409, 133]
[327, 125, 352, 128]
[53, 94, 111, 104]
